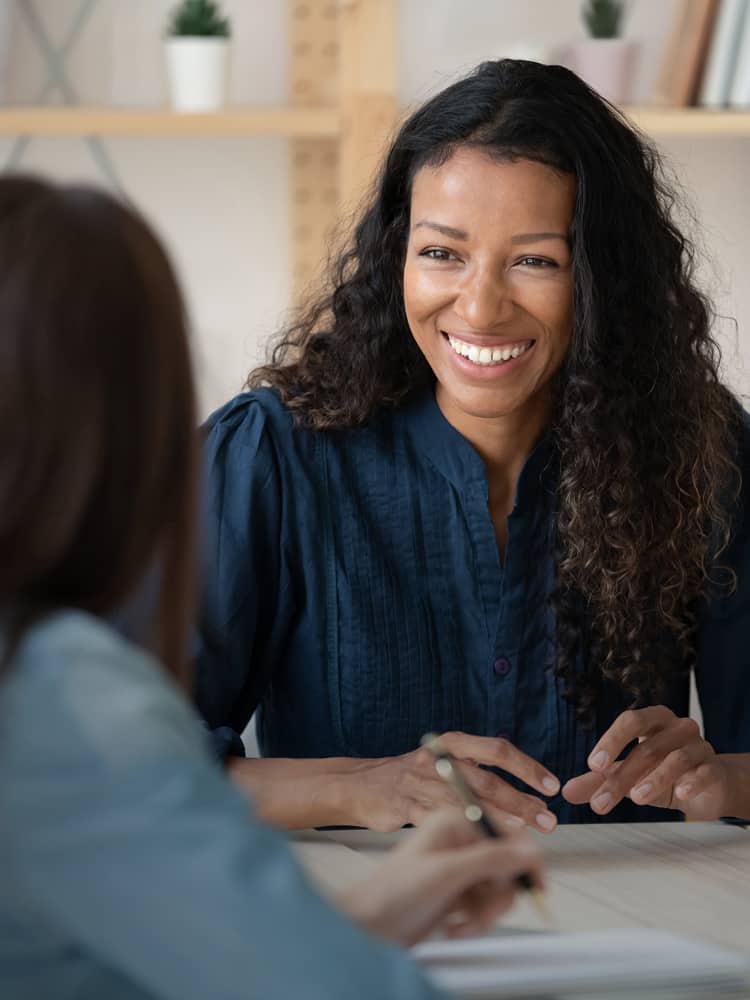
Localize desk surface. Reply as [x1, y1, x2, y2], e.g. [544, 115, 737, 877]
[294, 822, 750, 955]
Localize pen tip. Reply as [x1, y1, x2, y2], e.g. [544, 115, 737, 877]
[530, 888, 556, 928]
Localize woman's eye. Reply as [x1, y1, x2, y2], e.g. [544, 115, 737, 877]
[419, 247, 455, 262]
[517, 255, 557, 268]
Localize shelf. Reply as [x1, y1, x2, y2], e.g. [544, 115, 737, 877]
[0, 105, 749, 140]
[624, 106, 750, 136]
[0, 106, 341, 138]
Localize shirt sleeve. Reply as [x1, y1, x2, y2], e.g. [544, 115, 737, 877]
[195, 393, 293, 743]
[0, 617, 446, 1000]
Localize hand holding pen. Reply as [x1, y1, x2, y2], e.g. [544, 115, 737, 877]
[338, 806, 546, 945]
[421, 732, 554, 925]
[342, 730, 560, 834]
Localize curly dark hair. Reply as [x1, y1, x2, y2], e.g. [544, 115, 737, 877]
[248, 59, 742, 721]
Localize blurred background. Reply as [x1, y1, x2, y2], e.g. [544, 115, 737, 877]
[2, 0, 748, 418]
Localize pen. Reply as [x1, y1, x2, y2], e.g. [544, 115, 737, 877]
[720, 816, 750, 828]
[420, 732, 554, 925]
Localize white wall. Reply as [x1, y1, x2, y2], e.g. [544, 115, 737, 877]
[5, 0, 750, 415]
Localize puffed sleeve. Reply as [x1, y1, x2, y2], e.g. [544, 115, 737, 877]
[694, 415, 750, 753]
[195, 392, 293, 744]
[0, 614, 447, 1000]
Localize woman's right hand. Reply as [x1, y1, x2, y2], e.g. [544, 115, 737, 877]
[337, 807, 544, 946]
[347, 732, 559, 834]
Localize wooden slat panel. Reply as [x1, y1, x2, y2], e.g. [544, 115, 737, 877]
[337, 0, 398, 211]
[289, 0, 340, 304]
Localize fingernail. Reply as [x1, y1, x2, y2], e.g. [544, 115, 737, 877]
[504, 815, 525, 828]
[676, 784, 692, 799]
[536, 811, 556, 831]
[589, 750, 609, 770]
[633, 783, 652, 801]
[592, 792, 612, 812]
[542, 776, 560, 794]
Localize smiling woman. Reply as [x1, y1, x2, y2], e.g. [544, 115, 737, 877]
[195, 59, 750, 834]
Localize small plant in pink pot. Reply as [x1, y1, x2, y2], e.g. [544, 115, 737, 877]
[569, 0, 637, 106]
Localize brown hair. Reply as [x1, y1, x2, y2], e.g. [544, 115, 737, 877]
[0, 175, 198, 685]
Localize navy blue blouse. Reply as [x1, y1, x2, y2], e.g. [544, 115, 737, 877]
[196, 387, 750, 823]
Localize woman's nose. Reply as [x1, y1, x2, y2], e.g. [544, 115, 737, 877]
[454, 270, 514, 330]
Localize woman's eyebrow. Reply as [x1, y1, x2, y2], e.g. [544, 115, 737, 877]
[511, 232, 569, 245]
[412, 222, 570, 246]
[412, 220, 469, 240]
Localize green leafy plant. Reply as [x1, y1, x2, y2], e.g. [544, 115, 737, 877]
[582, 0, 624, 39]
[167, 0, 230, 38]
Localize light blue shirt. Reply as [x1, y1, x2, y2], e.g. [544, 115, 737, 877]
[0, 611, 446, 1000]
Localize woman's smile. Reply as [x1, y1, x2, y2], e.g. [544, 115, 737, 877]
[443, 331, 536, 373]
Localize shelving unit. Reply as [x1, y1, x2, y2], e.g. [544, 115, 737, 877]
[2, 1, 748, 302]
[0, 0, 399, 306]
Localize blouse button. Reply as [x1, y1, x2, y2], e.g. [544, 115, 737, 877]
[493, 656, 512, 677]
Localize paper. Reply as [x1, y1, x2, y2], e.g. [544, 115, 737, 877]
[412, 928, 750, 998]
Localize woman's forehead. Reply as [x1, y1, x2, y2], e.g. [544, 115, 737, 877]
[409, 148, 576, 233]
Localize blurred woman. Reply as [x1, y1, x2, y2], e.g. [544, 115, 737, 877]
[0, 175, 542, 1000]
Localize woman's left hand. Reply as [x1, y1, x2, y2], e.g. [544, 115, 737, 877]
[561, 706, 733, 820]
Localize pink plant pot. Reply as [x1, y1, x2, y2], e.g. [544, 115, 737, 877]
[568, 38, 638, 106]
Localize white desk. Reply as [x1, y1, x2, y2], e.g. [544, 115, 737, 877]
[294, 822, 750, 954]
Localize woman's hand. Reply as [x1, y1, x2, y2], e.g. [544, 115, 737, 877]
[227, 734, 559, 832]
[348, 732, 560, 834]
[336, 807, 544, 946]
[562, 706, 733, 820]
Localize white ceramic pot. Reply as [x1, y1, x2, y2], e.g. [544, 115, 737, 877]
[165, 37, 229, 112]
[567, 38, 638, 106]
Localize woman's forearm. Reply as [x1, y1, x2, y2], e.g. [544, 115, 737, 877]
[226, 755, 369, 830]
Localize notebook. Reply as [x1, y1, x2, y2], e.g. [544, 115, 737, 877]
[412, 927, 750, 998]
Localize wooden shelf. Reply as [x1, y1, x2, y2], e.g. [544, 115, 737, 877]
[0, 105, 749, 140]
[0, 106, 341, 138]
[624, 107, 750, 136]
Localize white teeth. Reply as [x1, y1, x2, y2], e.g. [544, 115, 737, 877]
[447, 335, 531, 367]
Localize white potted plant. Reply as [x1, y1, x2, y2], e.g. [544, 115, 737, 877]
[568, 0, 637, 106]
[165, 0, 231, 113]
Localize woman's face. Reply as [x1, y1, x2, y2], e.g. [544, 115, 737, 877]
[403, 148, 575, 422]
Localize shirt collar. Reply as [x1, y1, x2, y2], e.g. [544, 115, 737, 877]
[399, 385, 557, 510]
